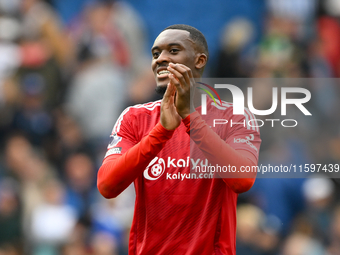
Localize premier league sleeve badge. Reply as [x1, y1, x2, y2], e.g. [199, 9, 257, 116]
[108, 133, 122, 149]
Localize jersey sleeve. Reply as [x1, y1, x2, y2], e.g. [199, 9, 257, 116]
[225, 109, 261, 161]
[98, 106, 175, 199]
[183, 111, 261, 193]
[104, 107, 138, 159]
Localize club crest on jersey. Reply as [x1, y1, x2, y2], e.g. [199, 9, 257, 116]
[108, 133, 122, 149]
[144, 157, 166, 181]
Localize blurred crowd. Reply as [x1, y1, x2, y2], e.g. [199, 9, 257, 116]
[0, 0, 339, 254]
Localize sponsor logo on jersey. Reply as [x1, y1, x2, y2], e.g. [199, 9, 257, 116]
[108, 133, 122, 149]
[143, 157, 166, 180]
[234, 134, 258, 152]
[144, 156, 214, 181]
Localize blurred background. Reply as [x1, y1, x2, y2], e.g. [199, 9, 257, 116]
[0, 0, 339, 254]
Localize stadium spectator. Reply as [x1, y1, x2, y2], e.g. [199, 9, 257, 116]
[30, 178, 77, 255]
[63, 152, 98, 221]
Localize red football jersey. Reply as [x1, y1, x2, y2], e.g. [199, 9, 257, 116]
[104, 98, 261, 255]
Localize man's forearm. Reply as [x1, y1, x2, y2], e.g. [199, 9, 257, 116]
[97, 122, 174, 198]
[183, 112, 257, 193]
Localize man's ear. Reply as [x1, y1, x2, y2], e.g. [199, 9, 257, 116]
[195, 53, 208, 70]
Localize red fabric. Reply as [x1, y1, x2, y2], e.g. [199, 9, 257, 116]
[97, 122, 174, 198]
[97, 98, 261, 255]
[318, 16, 340, 76]
[183, 111, 257, 193]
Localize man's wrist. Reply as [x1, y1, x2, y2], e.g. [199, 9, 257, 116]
[179, 107, 195, 119]
[156, 122, 176, 139]
[182, 111, 201, 134]
[179, 113, 190, 119]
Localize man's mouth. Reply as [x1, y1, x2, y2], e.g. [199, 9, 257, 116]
[157, 69, 170, 79]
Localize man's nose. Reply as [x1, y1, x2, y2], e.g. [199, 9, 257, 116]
[156, 51, 171, 65]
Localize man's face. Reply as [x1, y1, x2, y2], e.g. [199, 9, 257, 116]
[151, 29, 198, 89]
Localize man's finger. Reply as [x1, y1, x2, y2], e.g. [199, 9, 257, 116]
[162, 83, 173, 103]
[167, 66, 187, 88]
[168, 63, 192, 87]
[169, 74, 183, 94]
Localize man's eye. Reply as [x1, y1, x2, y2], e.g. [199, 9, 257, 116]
[170, 49, 179, 54]
[152, 52, 160, 58]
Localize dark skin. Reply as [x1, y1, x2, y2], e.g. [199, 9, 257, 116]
[151, 29, 207, 130]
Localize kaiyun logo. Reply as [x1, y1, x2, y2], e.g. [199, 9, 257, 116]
[143, 157, 166, 180]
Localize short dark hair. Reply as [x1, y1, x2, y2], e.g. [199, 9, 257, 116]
[163, 24, 209, 59]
